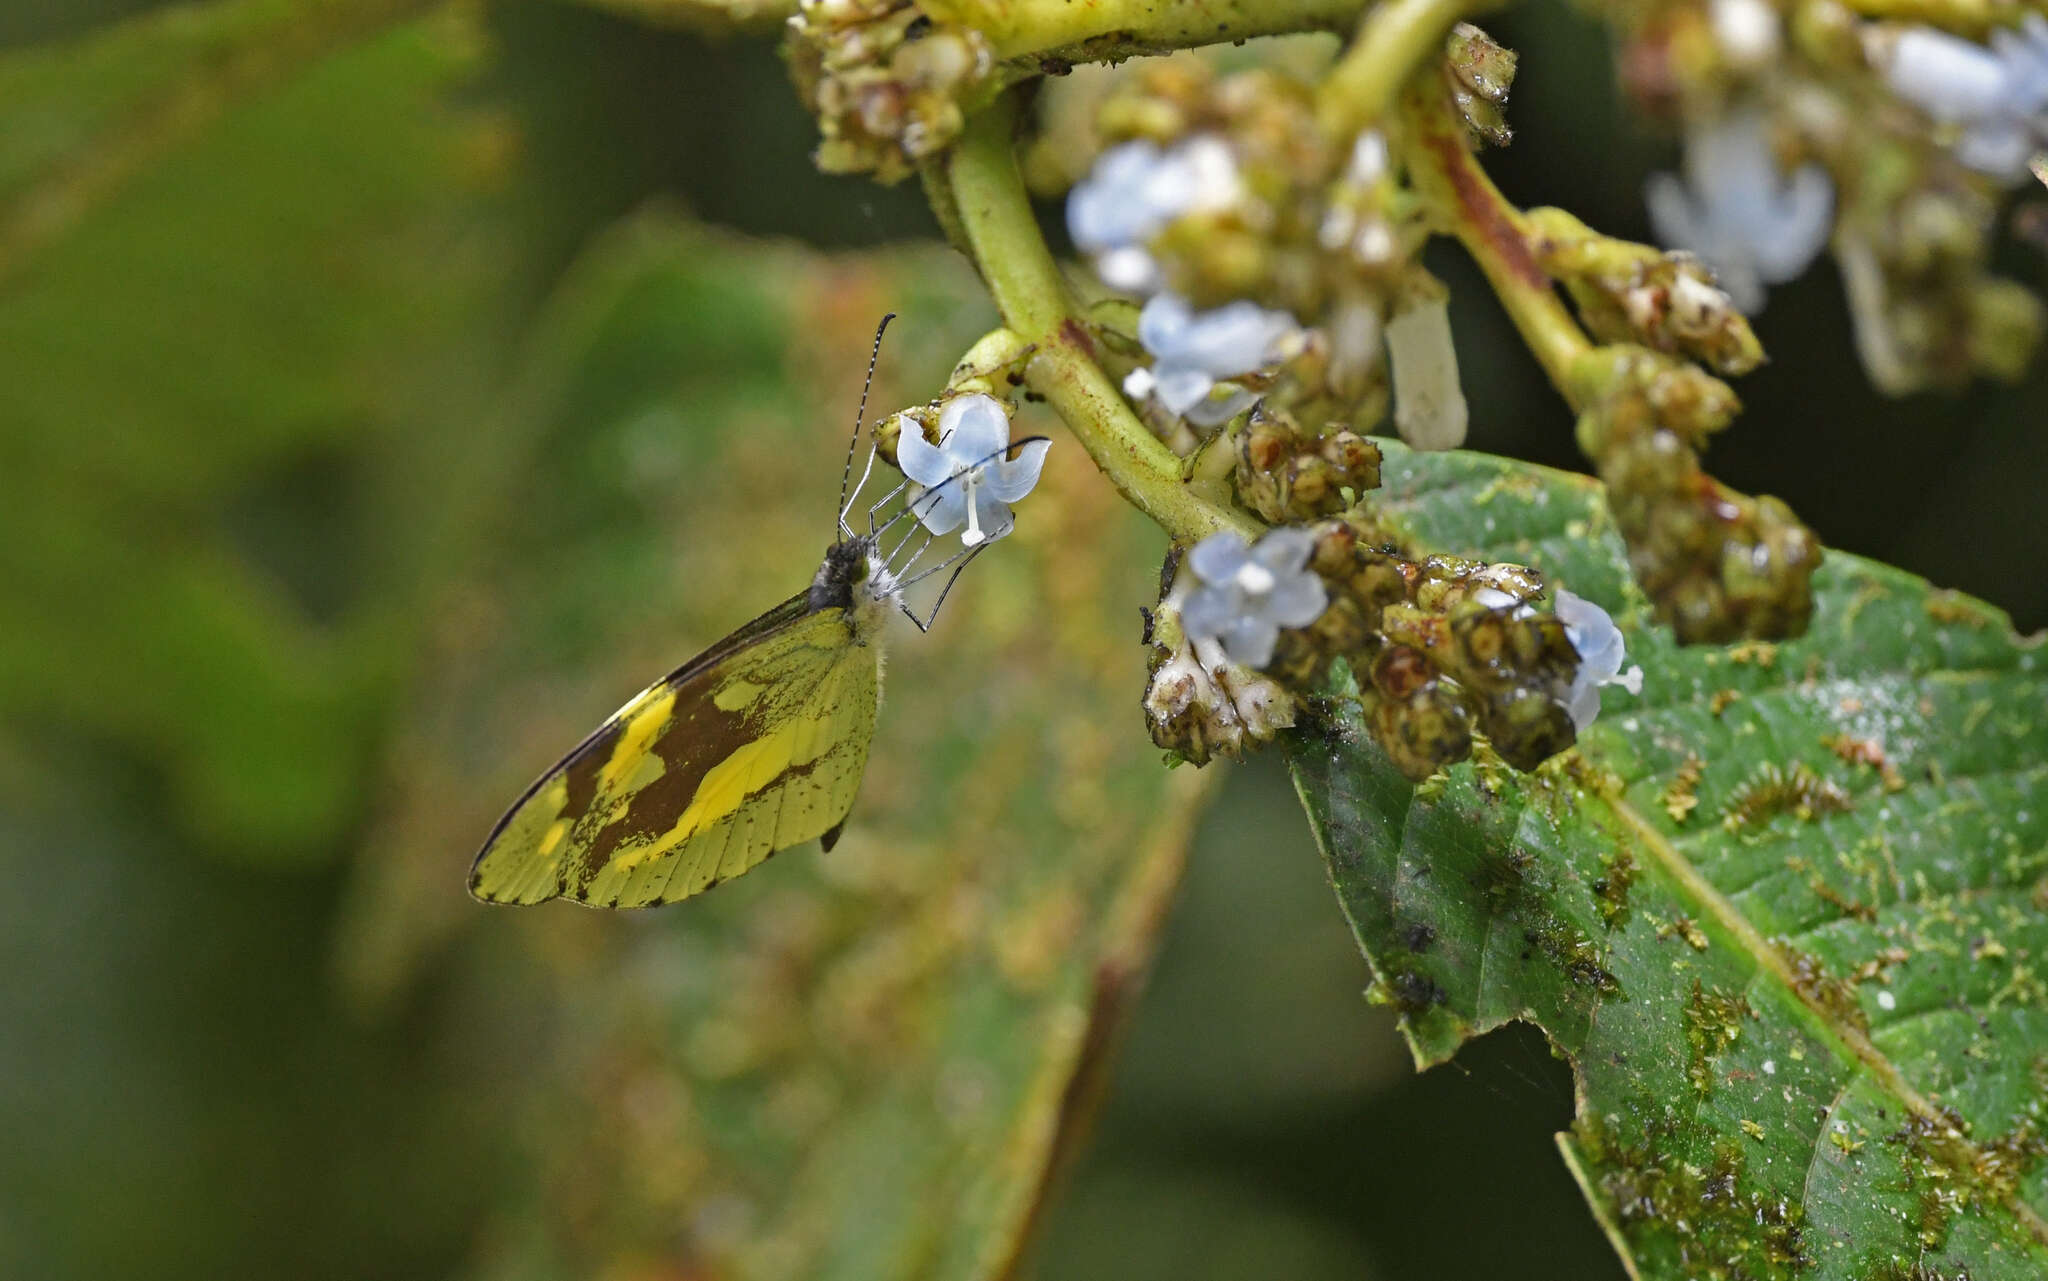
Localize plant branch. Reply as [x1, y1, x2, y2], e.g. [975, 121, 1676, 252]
[921, 0, 1368, 64]
[1315, 0, 1496, 139]
[942, 95, 1258, 544]
[1394, 75, 1595, 409]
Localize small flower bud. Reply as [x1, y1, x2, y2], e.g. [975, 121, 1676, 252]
[1448, 24, 1518, 148]
[1576, 347, 1821, 643]
[1232, 406, 1383, 524]
[788, 2, 993, 182]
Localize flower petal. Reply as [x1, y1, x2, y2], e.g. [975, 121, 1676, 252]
[1753, 165, 1833, 282]
[1265, 571, 1327, 629]
[965, 492, 1015, 545]
[1137, 292, 1195, 354]
[1066, 141, 1167, 251]
[1153, 366, 1217, 416]
[937, 393, 1010, 465]
[1180, 583, 1239, 642]
[985, 437, 1050, 502]
[1567, 681, 1603, 734]
[1181, 385, 1256, 428]
[1221, 614, 1281, 669]
[1556, 589, 1627, 683]
[1187, 532, 1250, 586]
[1250, 526, 1316, 573]
[1169, 300, 1299, 377]
[897, 419, 955, 488]
[909, 483, 967, 535]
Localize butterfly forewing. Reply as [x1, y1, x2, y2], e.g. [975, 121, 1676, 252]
[469, 594, 880, 908]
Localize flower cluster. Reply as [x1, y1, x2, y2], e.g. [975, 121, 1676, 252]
[1122, 293, 1302, 429]
[1062, 61, 1468, 452]
[1067, 135, 1244, 297]
[1475, 586, 1645, 733]
[1178, 529, 1328, 669]
[778, 7, 2045, 787]
[1145, 515, 1642, 780]
[1233, 405, 1382, 526]
[1574, 347, 1819, 644]
[1142, 533, 1315, 764]
[1604, 1, 2043, 391]
[786, 0, 993, 182]
[1525, 207, 1762, 376]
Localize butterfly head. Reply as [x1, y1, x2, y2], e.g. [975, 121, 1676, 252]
[810, 533, 901, 620]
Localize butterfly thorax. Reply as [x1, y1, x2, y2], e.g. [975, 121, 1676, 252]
[809, 535, 899, 636]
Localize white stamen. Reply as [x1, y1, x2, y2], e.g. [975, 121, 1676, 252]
[960, 471, 985, 546]
[1237, 562, 1276, 595]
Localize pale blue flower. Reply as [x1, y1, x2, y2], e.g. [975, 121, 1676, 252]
[1553, 589, 1644, 732]
[1067, 136, 1241, 295]
[1124, 292, 1301, 427]
[1645, 110, 1833, 313]
[1180, 528, 1327, 669]
[1881, 16, 2048, 181]
[1471, 586, 1644, 731]
[900, 394, 1050, 547]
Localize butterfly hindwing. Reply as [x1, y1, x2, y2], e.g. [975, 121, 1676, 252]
[469, 593, 881, 908]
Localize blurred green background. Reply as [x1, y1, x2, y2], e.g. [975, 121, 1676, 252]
[2, 2, 2042, 1279]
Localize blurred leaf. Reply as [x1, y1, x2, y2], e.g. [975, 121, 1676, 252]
[344, 213, 1211, 1280]
[0, 0, 433, 279]
[0, 7, 534, 859]
[0, 748, 512, 1281]
[1289, 446, 2048, 1280]
[572, 0, 797, 33]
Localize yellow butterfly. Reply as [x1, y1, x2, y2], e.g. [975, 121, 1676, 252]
[469, 323, 1048, 909]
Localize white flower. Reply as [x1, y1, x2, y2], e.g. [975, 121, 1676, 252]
[899, 394, 1051, 547]
[1878, 16, 2048, 182]
[1645, 110, 1834, 313]
[1179, 527, 1328, 669]
[1066, 136, 1242, 295]
[1123, 292, 1301, 427]
[1553, 589, 1644, 733]
[1385, 296, 1469, 451]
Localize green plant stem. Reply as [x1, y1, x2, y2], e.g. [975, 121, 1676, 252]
[1394, 76, 1596, 410]
[943, 96, 1258, 545]
[921, 0, 1367, 63]
[1315, 0, 1494, 138]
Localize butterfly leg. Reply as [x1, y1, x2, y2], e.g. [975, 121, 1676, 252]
[898, 544, 984, 631]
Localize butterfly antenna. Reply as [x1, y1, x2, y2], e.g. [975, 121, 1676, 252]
[838, 313, 896, 539]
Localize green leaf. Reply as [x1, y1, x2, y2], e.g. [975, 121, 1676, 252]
[342, 215, 1209, 1280]
[1287, 445, 2048, 1280]
[0, 0, 433, 280]
[0, 8, 531, 859]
